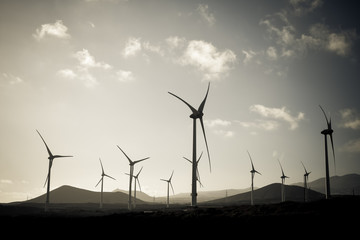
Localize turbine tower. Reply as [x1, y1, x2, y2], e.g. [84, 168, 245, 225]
[183, 151, 204, 188]
[126, 166, 143, 209]
[160, 170, 175, 208]
[95, 158, 116, 209]
[247, 151, 261, 205]
[36, 130, 73, 211]
[319, 105, 335, 199]
[301, 161, 311, 202]
[117, 145, 149, 210]
[278, 159, 289, 202]
[168, 82, 211, 207]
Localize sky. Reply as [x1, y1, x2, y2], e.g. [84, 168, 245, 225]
[0, 0, 359, 203]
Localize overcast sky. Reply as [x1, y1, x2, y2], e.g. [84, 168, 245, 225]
[1, 0, 359, 203]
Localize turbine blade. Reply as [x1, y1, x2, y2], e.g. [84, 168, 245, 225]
[134, 157, 150, 165]
[319, 105, 330, 126]
[160, 179, 167, 182]
[330, 133, 336, 173]
[255, 170, 262, 175]
[247, 150, 255, 171]
[43, 174, 49, 188]
[197, 151, 203, 164]
[198, 82, 210, 113]
[278, 159, 285, 177]
[183, 157, 192, 163]
[104, 174, 116, 181]
[117, 145, 133, 164]
[99, 158, 104, 175]
[301, 161, 307, 173]
[53, 155, 73, 158]
[36, 130, 53, 158]
[168, 92, 198, 115]
[169, 170, 174, 181]
[170, 182, 175, 195]
[137, 178, 142, 192]
[135, 166, 143, 177]
[95, 177, 102, 187]
[199, 117, 211, 172]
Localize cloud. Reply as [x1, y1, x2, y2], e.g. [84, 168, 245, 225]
[197, 4, 216, 26]
[237, 120, 280, 131]
[1, 73, 23, 85]
[122, 37, 142, 58]
[266, 46, 278, 60]
[205, 118, 234, 137]
[250, 104, 304, 130]
[33, 20, 71, 41]
[58, 49, 113, 88]
[166, 36, 186, 49]
[341, 138, 360, 153]
[116, 70, 134, 82]
[339, 108, 360, 130]
[0, 179, 13, 184]
[242, 50, 258, 64]
[289, 0, 323, 16]
[179, 40, 236, 80]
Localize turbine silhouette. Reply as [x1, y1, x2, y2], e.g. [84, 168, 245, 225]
[168, 82, 211, 207]
[278, 159, 289, 202]
[319, 105, 335, 199]
[36, 130, 73, 211]
[301, 161, 311, 202]
[160, 170, 175, 208]
[125, 166, 143, 209]
[247, 151, 261, 205]
[117, 145, 149, 210]
[183, 151, 204, 188]
[95, 158, 116, 209]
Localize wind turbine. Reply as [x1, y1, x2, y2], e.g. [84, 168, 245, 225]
[125, 166, 143, 209]
[183, 151, 204, 188]
[160, 170, 175, 208]
[95, 158, 116, 209]
[319, 105, 335, 199]
[301, 161, 311, 202]
[117, 145, 149, 210]
[36, 130, 73, 211]
[247, 151, 261, 205]
[168, 82, 211, 207]
[278, 159, 289, 202]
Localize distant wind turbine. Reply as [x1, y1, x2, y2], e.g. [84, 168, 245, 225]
[278, 159, 289, 202]
[160, 170, 175, 208]
[125, 166, 143, 209]
[301, 161, 311, 202]
[168, 82, 211, 207]
[117, 145, 149, 210]
[319, 105, 335, 199]
[183, 151, 204, 188]
[95, 158, 116, 209]
[36, 130, 73, 211]
[247, 151, 261, 205]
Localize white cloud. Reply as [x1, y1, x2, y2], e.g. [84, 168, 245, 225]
[197, 4, 216, 26]
[289, 0, 323, 15]
[1, 73, 23, 85]
[205, 119, 232, 128]
[166, 36, 186, 49]
[0, 179, 13, 184]
[214, 130, 235, 138]
[242, 50, 258, 64]
[266, 46, 278, 60]
[116, 70, 134, 82]
[74, 49, 112, 69]
[341, 138, 360, 153]
[237, 120, 280, 131]
[33, 20, 71, 41]
[180, 40, 236, 80]
[122, 37, 142, 58]
[340, 108, 360, 130]
[250, 104, 305, 130]
[57, 69, 77, 79]
[142, 41, 164, 56]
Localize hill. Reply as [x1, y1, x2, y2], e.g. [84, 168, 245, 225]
[27, 185, 145, 205]
[206, 183, 324, 205]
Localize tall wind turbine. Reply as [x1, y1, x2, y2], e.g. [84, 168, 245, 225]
[117, 145, 149, 210]
[168, 82, 211, 207]
[95, 158, 116, 209]
[278, 159, 289, 202]
[160, 170, 175, 208]
[183, 151, 204, 188]
[247, 151, 261, 205]
[319, 105, 335, 199]
[301, 161, 311, 202]
[126, 166, 143, 209]
[36, 130, 73, 211]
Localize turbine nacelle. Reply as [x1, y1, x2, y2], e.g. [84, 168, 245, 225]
[189, 112, 204, 119]
[321, 128, 333, 135]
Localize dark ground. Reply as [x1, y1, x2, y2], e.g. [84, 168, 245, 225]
[1, 196, 359, 237]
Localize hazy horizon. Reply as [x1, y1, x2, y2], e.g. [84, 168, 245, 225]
[1, 0, 360, 203]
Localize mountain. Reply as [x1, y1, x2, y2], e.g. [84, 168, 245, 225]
[27, 185, 145, 204]
[206, 183, 324, 205]
[293, 173, 360, 195]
